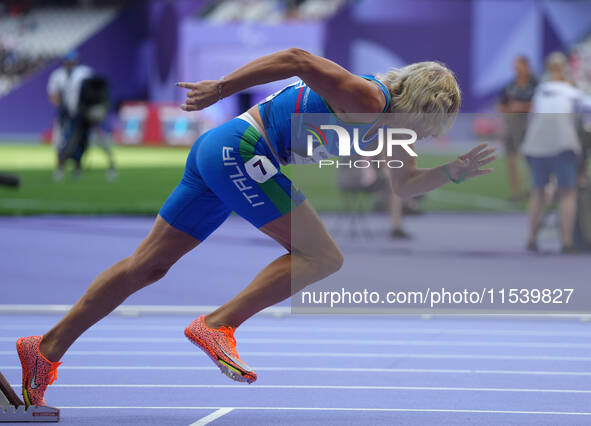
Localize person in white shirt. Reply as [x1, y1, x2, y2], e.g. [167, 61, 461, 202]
[47, 51, 116, 181]
[522, 51, 590, 253]
[47, 51, 92, 180]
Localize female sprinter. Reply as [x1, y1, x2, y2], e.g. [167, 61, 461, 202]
[17, 48, 495, 405]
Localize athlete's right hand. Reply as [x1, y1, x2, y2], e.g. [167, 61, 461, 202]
[177, 80, 220, 111]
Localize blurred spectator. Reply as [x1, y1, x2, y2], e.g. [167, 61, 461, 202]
[522, 52, 591, 253]
[578, 100, 591, 186]
[337, 158, 413, 239]
[386, 190, 411, 239]
[48, 51, 115, 181]
[498, 56, 538, 202]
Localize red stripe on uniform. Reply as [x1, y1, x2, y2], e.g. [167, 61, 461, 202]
[295, 87, 304, 113]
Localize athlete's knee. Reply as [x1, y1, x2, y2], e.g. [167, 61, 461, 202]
[136, 261, 170, 284]
[325, 246, 344, 275]
[126, 253, 172, 285]
[306, 243, 344, 278]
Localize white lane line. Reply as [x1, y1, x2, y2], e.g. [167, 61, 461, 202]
[2, 324, 590, 338]
[9, 384, 591, 393]
[0, 304, 290, 317]
[236, 326, 591, 338]
[1, 337, 589, 348]
[54, 406, 591, 416]
[1, 350, 591, 361]
[3, 365, 591, 376]
[189, 407, 234, 426]
[1, 304, 587, 319]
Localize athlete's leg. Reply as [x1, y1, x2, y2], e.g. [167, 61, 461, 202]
[21, 128, 231, 404]
[189, 118, 343, 329]
[206, 200, 343, 328]
[40, 216, 199, 362]
[40, 129, 232, 362]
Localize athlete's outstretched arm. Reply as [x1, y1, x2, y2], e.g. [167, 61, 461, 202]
[177, 48, 384, 113]
[388, 143, 497, 199]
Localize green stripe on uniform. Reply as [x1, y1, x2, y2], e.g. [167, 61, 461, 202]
[239, 125, 292, 216]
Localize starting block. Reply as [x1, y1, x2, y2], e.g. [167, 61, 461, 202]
[0, 372, 59, 422]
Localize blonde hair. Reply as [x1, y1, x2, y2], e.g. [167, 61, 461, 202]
[376, 61, 461, 136]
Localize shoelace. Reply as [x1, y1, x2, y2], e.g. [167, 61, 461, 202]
[47, 362, 62, 386]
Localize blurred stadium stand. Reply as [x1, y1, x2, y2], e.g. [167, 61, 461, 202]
[200, 0, 345, 23]
[0, 1, 121, 96]
[0, 0, 590, 142]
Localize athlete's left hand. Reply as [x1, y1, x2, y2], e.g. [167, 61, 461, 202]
[447, 142, 496, 182]
[177, 80, 220, 111]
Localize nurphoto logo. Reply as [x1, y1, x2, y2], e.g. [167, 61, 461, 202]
[305, 124, 418, 169]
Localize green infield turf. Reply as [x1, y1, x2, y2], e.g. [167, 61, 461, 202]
[0, 144, 522, 215]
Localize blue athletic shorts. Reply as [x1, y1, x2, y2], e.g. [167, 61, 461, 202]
[525, 150, 579, 190]
[159, 117, 305, 241]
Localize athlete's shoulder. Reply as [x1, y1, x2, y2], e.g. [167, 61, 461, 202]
[358, 74, 391, 113]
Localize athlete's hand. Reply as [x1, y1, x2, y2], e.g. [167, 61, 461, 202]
[447, 142, 496, 181]
[177, 80, 220, 111]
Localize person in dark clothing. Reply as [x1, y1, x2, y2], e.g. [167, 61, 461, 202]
[499, 56, 538, 201]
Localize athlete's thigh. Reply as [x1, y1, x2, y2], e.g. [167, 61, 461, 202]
[195, 118, 338, 256]
[259, 200, 338, 255]
[159, 131, 233, 242]
[132, 215, 201, 268]
[196, 118, 305, 231]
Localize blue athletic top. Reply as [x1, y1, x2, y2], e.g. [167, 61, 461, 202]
[258, 75, 391, 164]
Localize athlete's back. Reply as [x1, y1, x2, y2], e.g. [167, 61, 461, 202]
[258, 75, 391, 164]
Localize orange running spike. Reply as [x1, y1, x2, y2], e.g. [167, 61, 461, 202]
[185, 315, 257, 384]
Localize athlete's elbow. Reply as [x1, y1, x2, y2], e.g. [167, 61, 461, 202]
[285, 47, 313, 75]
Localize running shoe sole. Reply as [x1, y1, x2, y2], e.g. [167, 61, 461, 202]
[184, 327, 255, 384]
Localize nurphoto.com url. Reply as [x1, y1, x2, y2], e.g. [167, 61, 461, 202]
[299, 287, 575, 309]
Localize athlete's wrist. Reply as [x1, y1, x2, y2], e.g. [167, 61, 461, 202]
[443, 162, 465, 184]
[217, 77, 225, 101]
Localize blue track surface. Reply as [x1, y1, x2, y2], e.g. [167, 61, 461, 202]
[1, 315, 591, 425]
[1, 215, 590, 425]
